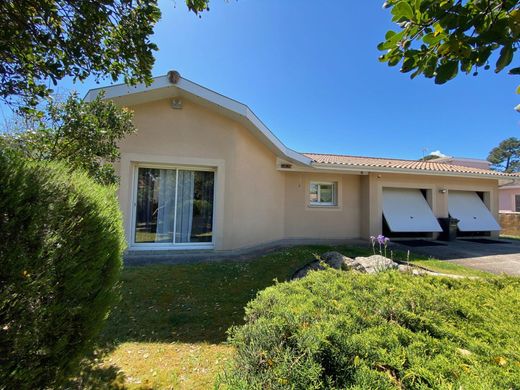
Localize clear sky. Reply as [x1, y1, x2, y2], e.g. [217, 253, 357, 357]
[5, 0, 519, 160]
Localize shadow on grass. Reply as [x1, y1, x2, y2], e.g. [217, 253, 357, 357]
[66, 349, 127, 389]
[98, 245, 376, 346]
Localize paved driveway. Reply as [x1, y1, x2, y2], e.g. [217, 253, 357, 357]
[394, 238, 520, 276]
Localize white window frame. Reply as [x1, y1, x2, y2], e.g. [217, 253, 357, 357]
[130, 163, 216, 250]
[309, 181, 337, 207]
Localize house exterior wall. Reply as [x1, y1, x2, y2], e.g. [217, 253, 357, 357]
[499, 187, 520, 212]
[441, 159, 491, 170]
[115, 97, 502, 251]
[283, 172, 361, 239]
[117, 98, 285, 250]
[364, 172, 499, 238]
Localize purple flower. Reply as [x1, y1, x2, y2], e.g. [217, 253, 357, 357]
[377, 234, 386, 245]
[384, 237, 390, 243]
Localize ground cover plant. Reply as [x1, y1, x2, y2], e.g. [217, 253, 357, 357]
[221, 269, 520, 389]
[0, 152, 125, 388]
[77, 245, 487, 389]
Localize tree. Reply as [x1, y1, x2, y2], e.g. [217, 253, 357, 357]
[379, 0, 520, 84]
[0, 0, 210, 106]
[0, 151, 125, 388]
[487, 137, 520, 172]
[2, 92, 136, 185]
[420, 154, 441, 161]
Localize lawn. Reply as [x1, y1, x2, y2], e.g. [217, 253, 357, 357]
[79, 244, 488, 389]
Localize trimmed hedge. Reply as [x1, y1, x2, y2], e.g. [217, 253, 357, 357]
[0, 151, 125, 388]
[221, 269, 520, 389]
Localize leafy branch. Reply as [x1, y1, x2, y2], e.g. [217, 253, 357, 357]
[379, 0, 519, 84]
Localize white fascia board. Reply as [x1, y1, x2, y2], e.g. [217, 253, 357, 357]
[84, 75, 312, 166]
[244, 108, 312, 165]
[499, 182, 520, 188]
[310, 163, 508, 180]
[84, 76, 172, 102]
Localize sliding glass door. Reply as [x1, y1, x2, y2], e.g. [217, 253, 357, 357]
[134, 166, 214, 246]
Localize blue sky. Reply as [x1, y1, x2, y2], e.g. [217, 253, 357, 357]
[4, 0, 519, 160]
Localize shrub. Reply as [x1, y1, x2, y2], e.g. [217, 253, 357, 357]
[220, 269, 520, 389]
[0, 151, 125, 388]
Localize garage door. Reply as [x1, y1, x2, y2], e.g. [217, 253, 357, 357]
[383, 188, 442, 232]
[448, 191, 500, 231]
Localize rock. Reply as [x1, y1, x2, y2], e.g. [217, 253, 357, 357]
[291, 260, 324, 280]
[320, 251, 354, 270]
[351, 255, 398, 274]
[291, 252, 354, 280]
[398, 264, 414, 273]
[457, 348, 472, 357]
[398, 264, 431, 275]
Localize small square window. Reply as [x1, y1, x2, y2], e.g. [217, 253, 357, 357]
[310, 182, 337, 206]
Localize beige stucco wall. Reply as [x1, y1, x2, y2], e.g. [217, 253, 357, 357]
[499, 187, 520, 212]
[117, 98, 285, 250]
[115, 97, 502, 251]
[284, 172, 361, 239]
[363, 172, 499, 238]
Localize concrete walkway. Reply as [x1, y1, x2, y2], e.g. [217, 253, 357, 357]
[393, 238, 520, 276]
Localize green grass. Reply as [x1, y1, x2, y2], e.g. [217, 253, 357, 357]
[377, 246, 490, 277]
[408, 258, 491, 277]
[79, 244, 489, 389]
[501, 234, 520, 241]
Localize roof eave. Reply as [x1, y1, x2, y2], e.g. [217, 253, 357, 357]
[311, 162, 512, 180]
[84, 74, 312, 166]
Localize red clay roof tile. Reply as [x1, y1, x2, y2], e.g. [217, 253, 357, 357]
[303, 153, 516, 177]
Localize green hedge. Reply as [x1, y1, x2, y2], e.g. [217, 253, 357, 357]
[221, 270, 520, 389]
[0, 151, 125, 388]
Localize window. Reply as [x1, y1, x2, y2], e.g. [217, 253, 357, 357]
[309, 182, 337, 206]
[134, 167, 214, 246]
[515, 194, 520, 212]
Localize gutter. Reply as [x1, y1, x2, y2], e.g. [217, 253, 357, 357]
[310, 162, 515, 180]
[499, 179, 520, 187]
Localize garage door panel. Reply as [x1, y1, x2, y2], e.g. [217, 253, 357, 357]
[448, 191, 500, 232]
[383, 188, 442, 232]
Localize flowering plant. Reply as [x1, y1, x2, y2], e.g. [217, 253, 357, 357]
[369, 234, 390, 257]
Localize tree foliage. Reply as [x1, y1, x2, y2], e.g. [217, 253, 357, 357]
[379, 0, 520, 84]
[487, 136, 520, 172]
[2, 92, 136, 185]
[0, 151, 125, 388]
[0, 0, 210, 106]
[419, 154, 441, 161]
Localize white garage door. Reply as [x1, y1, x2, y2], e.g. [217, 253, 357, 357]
[383, 188, 442, 232]
[448, 191, 500, 231]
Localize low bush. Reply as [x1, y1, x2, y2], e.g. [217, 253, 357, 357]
[220, 269, 520, 389]
[0, 151, 125, 388]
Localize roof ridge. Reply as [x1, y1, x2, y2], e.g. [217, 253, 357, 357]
[302, 152, 450, 165]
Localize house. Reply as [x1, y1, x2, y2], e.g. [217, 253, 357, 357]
[85, 71, 519, 252]
[434, 156, 520, 213]
[499, 184, 520, 212]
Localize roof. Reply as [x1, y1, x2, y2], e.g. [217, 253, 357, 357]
[85, 71, 519, 181]
[434, 156, 490, 164]
[304, 153, 518, 179]
[84, 72, 312, 166]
